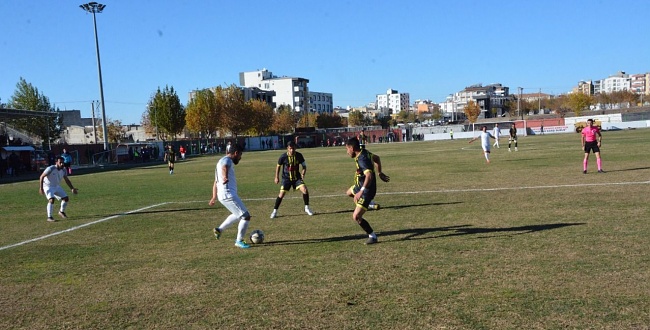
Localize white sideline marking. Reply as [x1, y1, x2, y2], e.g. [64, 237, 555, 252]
[2, 180, 649, 251]
[0, 202, 168, 252]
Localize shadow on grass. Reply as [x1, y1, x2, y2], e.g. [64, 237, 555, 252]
[89, 207, 213, 218]
[275, 202, 464, 218]
[600, 166, 650, 173]
[265, 222, 585, 246]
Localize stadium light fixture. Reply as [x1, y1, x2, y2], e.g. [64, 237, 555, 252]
[79, 2, 109, 150]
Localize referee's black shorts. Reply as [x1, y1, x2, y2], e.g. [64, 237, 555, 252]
[584, 141, 600, 153]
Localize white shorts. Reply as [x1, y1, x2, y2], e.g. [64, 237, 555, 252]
[219, 194, 250, 219]
[481, 144, 491, 152]
[44, 186, 67, 200]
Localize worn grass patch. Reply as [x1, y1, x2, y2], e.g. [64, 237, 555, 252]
[1, 130, 650, 329]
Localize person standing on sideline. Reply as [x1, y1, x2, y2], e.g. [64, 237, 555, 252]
[581, 119, 604, 174]
[345, 137, 380, 245]
[492, 124, 501, 148]
[270, 142, 314, 218]
[39, 156, 78, 222]
[450, 129, 454, 140]
[179, 145, 186, 160]
[508, 123, 518, 152]
[61, 148, 73, 175]
[209, 144, 252, 249]
[469, 126, 496, 164]
[164, 145, 176, 174]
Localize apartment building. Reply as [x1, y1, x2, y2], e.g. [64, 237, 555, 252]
[240, 68, 310, 113]
[600, 71, 631, 93]
[376, 89, 410, 115]
[631, 73, 647, 95]
[309, 91, 333, 114]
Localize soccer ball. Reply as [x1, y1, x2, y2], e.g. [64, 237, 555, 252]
[249, 229, 265, 244]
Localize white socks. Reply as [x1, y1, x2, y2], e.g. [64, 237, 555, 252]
[236, 220, 250, 242]
[47, 203, 54, 217]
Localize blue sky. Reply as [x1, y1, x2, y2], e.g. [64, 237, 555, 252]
[1, 0, 648, 124]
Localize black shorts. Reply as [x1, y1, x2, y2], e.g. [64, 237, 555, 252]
[351, 185, 376, 209]
[584, 141, 600, 153]
[63, 162, 71, 168]
[281, 178, 305, 191]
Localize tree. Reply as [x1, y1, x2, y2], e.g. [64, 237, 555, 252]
[430, 106, 443, 121]
[396, 110, 416, 123]
[315, 113, 344, 129]
[272, 106, 296, 134]
[106, 119, 124, 143]
[463, 100, 481, 124]
[221, 84, 251, 137]
[566, 92, 593, 117]
[185, 88, 222, 138]
[7, 77, 63, 146]
[348, 110, 366, 127]
[547, 95, 570, 118]
[248, 99, 274, 136]
[147, 85, 186, 140]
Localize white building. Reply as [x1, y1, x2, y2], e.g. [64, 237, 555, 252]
[439, 84, 512, 120]
[376, 89, 410, 115]
[309, 91, 333, 114]
[240, 69, 310, 113]
[600, 71, 631, 93]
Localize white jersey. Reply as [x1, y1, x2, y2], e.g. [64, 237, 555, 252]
[42, 165, 67, 188]
[493, 127, 501, 138]
[480, 132, 494, 151]
[215, 156, 238, 200]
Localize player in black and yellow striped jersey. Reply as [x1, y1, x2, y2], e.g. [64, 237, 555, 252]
[344, 137, 389, 245]
[357, 144, 390, 210]
[270, 142, 314, 218]
[164, 145, 176, 174]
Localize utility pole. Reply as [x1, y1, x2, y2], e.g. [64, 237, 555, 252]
[517, 87, 524, 120]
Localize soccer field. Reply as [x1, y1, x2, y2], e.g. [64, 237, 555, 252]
[2, 130, 650, 329]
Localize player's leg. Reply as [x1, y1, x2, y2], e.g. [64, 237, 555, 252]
[270, 180, 291, 219]
[353, 191, 377, 244]
[514, 138, 518, 151]
[508, 137, 512, 151]
[482, 145, 490, 163]
[298, 181, 313, 215]
[46, 198, 56, 222]
[346, 185, 356, 198]
[218, 196, 251, 248]
[59, 195, 70, 219]
[583, 150, 590, 174]
[595, 150, 603, 172]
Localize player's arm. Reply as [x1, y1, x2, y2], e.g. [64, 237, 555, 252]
[354, 169, 375, 202]
[300, 161, 307, 178]
[221, 163, 229, 184]
[209, 180, 218, 206]
[38, 171, 47, 195]
[372, 154, 390, 182]
[581, 133, 586, 148]
[63, 176, 78, 194]
[469, 136, 478, 143]
[597, 130, 602, 146]
[274, 164, 282, 184]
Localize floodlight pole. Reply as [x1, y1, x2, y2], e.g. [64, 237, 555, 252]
[80, 2, 109, 150]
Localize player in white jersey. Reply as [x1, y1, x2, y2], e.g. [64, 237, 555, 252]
[492, 124, 501, 148]
[208, 144, 253, 249]
[469, 126, 497, 164]
[39, 156, 78, 222]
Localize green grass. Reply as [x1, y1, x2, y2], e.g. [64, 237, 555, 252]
[1, 130, 650, 329]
